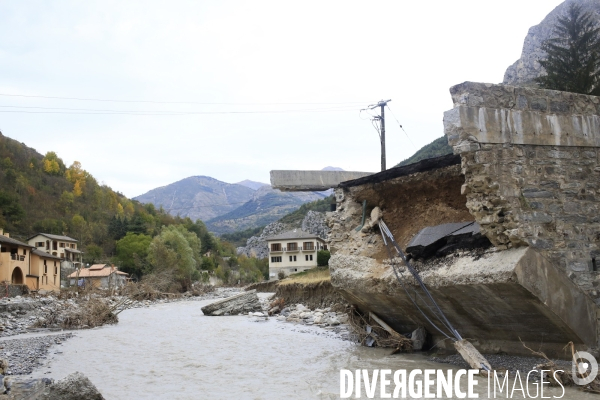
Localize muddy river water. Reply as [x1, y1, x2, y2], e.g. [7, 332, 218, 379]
[26, 297, 597, 399]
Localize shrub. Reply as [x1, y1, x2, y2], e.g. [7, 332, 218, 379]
[317, 250, 331, 267]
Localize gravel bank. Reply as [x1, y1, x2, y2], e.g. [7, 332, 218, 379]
[0, 333, 73, 376]
[430, 354, 572, 379]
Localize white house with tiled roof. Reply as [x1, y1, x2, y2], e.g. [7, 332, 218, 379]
[266, 230, 327, 279]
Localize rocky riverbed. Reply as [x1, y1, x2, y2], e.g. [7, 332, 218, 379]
[248, 300, 352, 340]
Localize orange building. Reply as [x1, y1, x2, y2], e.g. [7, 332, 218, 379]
[0, 230, 61, 292]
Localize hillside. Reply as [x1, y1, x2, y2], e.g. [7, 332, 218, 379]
[0, 131, 182, 256]
[395, 136, 452, 167]
[235, 180, 269, 190]
[205, 186, 325, 235]
[134, 176, 255, 222]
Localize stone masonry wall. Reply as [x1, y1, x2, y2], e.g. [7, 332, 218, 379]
[444, 82, 600, 298]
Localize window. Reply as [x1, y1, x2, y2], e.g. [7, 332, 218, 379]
[270, 256, 282, 263]
[293, 255, 297, 261]
[60, 253, 64, 258]
[287, 243, 298, 251]
[52, 241, 57, 250]
[271, 243, 281, 252]
[310, 255, 313, 261]
[35, 242, 44, 247]
[54, 276, 56, 285]
[303, 242, 314, 251]
[289, 256, 293, 262]
[306, 255, 314, 261]
[305, 255, 309, 261]
[59, 243, 65, 248]
[22, 249, 26, 255]
[54, 266, 58, 275]
[44, 260, 47, 274]
[70, 244, 75, 249]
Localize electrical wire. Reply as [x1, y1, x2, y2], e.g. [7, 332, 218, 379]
[378, 219, 463, 342]
[0, 105, 361, 116]
[386, 105, 417, 150]
[0, 92, 369, 105]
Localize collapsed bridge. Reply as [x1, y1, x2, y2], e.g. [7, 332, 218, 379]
[272, 82, 600, 358]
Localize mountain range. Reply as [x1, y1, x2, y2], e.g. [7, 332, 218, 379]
[134, 173, 332, 235]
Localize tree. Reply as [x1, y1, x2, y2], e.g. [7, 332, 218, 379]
[83, 244, 103, 265]
[146, 225, 201, 291]
[536, 4, 600, 95]
[116, 232, 152, 278]
[317, 250, 330, 267]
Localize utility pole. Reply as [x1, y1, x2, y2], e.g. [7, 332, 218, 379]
[365, 99, 391, 171]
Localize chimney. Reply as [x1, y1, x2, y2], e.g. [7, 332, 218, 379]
[0, 228, 3, 236]
[4, 232, 9, 238]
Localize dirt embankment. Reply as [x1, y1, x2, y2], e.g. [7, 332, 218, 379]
[274, 280, 347, 309]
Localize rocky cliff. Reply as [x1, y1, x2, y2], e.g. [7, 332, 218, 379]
[503, 0, 600, 85]
[237, 210, 330, 259]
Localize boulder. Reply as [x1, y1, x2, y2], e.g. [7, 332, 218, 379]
[39, 372, 104, 400]
[411, 327, 427, 351]
[201, 290, 262, 316]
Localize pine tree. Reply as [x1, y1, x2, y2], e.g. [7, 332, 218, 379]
[535, 4, 600, 95]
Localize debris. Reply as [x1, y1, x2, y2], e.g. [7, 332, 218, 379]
[347, 308, 412, 351]
[406, 222, 491, 260]
[201, 290, 262, 316]
[454, 339, 492, 371]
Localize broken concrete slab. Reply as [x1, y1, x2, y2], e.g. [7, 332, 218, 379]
[201, 290, 262, 316]
[270, 170, 374, 192]
[406, 221, 491, 259]
[329, 247, 597, 357]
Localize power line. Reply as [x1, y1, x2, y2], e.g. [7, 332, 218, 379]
[0, 92, 369, 105]
[0, 104, 361, 116]
[386, 104, 417, 150]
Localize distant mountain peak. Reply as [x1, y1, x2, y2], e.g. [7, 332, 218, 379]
[321, 166, 344, 171]
[235, 179, 270, 190]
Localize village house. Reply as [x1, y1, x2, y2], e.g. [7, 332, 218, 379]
[0, 229, 32, 287]
[27, 233, 83, 269]
[0, 229, 62, 292]
[29, 249, 62, 292]
[27, 233, 83, 287]
[67, 264, 128, 290]
[266, 230, 327, 279]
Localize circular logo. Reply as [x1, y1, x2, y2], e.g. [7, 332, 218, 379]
[572, 351, 598, 385]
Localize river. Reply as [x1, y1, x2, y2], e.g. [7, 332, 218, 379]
[26, 297, 597, 399]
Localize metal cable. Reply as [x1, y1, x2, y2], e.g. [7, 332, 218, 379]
[378, 220, 462, 341]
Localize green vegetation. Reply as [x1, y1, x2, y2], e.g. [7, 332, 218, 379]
[395, 137, 453, 167]
[536, 4, 600, 95]
[0, 131, 266, 289]
[213, 255, 268, 285]
[220, 226, 264, 247]
[278, 195, 333, 225]
[317, 250, 331, 267]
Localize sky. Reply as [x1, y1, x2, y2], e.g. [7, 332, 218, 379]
[0, 0, 565, 198]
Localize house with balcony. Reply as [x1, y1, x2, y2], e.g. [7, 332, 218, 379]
[0, 229, 33, 287]
[27, 233, 83, 286]
[266, 230, 327, 279]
